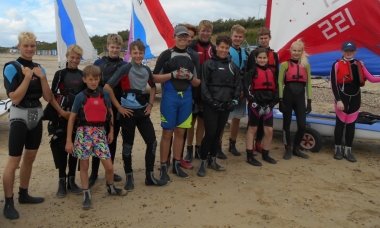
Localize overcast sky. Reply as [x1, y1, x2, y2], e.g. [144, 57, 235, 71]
[0, 0, 267, 47]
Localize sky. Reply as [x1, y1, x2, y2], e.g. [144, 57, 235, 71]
[0, 0, 267, 47]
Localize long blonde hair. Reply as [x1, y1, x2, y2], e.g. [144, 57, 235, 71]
[290, 39, 309, 67]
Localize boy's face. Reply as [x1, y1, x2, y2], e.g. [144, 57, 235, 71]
[130, 46, 145, 65]
[199, 28, 212, 42]
[18, 40, 36, 60]
[66, 52, 81, 69]
[258, 34, 271, 48]
[175, 33, 189, 49]
[341, 49, 356, 59]
[107, 42, 122, 59]
[83, 75, 100, 90]
[231, 31, 245, 48]
[216, 41, 230, 59]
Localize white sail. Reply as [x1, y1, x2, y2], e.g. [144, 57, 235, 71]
[54, 0, 98, 68]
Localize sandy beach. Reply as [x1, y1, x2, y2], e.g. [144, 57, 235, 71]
[0, 53, 379, 227]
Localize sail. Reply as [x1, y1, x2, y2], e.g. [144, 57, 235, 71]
[124, 0, 175, 61]
[266, 0, 380, 76]
[124, 17, 133, 62]
[54, 0, 98, 68]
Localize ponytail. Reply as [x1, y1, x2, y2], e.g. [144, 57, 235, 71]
[290, 38, 309, 67]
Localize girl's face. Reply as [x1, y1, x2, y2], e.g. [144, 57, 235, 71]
[341, 49, 356, 59]
[66, 52, 81, 69]
[290, 44, 303, 60]
[18, 40, 36, 60]
[255, 52, 268, 66]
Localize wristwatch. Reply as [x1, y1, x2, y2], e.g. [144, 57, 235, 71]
[148, 102, 154, 107]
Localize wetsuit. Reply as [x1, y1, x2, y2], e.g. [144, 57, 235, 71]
[49, 67, 85, 179]
[107, 61, 158, 185]
[278, 59, 312, 147]
[90, 56, 126, 180]
[330, 58, 380, 147]
[3, 57, 46, 156]
[200, 56, 241, 160]
[247, 47, 279, 144]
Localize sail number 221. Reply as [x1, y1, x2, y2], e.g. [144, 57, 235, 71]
[317, 8, 355, 40]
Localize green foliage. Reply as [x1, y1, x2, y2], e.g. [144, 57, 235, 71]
[25, 16, 265, 51]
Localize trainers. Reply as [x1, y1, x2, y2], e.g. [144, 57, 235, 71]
[334, 145, 343, 160]
[145, 172, 169, 186]
[172, 159, 189, 178]
[124, 172, 134, 191]
[113, 174, 122, 182]
[107, 184, 128, 196]
[82, 189, 92, 210]
[3, 196, 19, 220]
[180, 157, 194, 169]
[292, 146, 309, 159]
[184, 146, 193, 162]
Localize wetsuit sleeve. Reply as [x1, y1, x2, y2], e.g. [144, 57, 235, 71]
[362, 62, 380, 83]
[330, 62, 341, 102]
[107, 63, 130, 88]
[278, 62, 288, 99]
[51, 70, 62, 94]
[103, 90, 112, 108]
[71, 92, 85, 114]
[243, 69, 255, 102]
[232, 64, 242, 101]
[146, 67, 156, 88]
[201, 61, 213, 104]
[3, 63, 19, 97]
[306, 64, 312, 99]
[153, 50, 171, 74]
[247, 51, 256, 70]
[93, 58, 103, 66]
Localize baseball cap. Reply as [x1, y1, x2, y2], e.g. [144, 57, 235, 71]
[174, 26, 189, 36]
[341, 41, 356, 51]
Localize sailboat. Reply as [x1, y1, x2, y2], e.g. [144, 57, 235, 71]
[54, 0, 98, 68]
[241, 0, 380, 152]
[124, 0, 175, 62]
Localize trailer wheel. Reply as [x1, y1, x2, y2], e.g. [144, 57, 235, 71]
[300, 128, 323, 152]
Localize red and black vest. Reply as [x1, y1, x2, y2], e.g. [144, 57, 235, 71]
[251, 67, 276, 93]
[78, 88, 110, 126]
[285, 61, 307, 83]
[267, 50, 276, 73]
[336, 59, 365, 86]
[197, 42, 213, 65]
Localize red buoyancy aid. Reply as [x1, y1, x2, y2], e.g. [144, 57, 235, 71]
[197, 42, 213, 65]
[251, 67, 276, 93]
[285, 61, 307, 83]
[267, 50, 276, 73]
[336, 59, 365, 86]
[79, 89, 109, 125]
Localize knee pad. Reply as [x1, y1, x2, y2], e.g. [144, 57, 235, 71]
[122, 143, 133, 157]
[147, 140, 157, 156]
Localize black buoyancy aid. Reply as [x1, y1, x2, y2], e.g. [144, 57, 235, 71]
[98, 56, 124, 87]
[78, 88, 110, 126]
[251, 67, 276, 92]
[196, 42, 213, 65]
[285, 60, 307, 83]
[166, 49, 196, 91]
[336, 59, 365, 86]
[4, 61, 42, 101]
[207, 60, 236, 88]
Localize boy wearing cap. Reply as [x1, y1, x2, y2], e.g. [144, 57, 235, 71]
[153, 26, 201, 181]
[330, 41, 380, 162]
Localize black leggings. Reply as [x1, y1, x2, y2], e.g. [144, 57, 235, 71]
[50, 134, 78, 178]
[90, 104, 120, 176]
[9, 120, 43, 156]
[119, 108, 156, 174]
[282, 85, 306, 146]
[200, 103, 230, 160]
[334, 92, 361, 147]
[255, 118, 264, 142]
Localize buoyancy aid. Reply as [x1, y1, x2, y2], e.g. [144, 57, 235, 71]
[229, 47, 248, 70]
[267, 50, 276, 72]
[336, 59, 365, 86]
[251, 67, 276, 93]
[78, 88, 110, 126]
[285, 60, 307, 83]
[196, 42, 213, 65]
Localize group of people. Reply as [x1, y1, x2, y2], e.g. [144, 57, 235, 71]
[3, 19, 379, 219]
